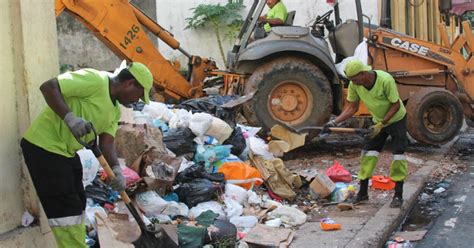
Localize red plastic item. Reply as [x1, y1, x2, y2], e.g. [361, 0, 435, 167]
[267, 188, 283, 202]
[371, 175, 395, 190]
[326, 160, 352, 183]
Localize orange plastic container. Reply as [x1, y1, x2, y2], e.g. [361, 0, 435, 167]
[320, 218, 342, 231]
[371, 175, 395, 190]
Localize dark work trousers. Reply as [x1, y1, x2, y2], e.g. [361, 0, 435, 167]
[20, 138, 86, 219]
[363, 116, 408, 154]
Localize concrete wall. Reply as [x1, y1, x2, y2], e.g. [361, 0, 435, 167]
[156, 0, 381, 68]
[0, 0, 59, 246]
[57, 0, 157, 71]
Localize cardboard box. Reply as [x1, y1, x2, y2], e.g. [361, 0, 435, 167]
[310, 173, 336, 198]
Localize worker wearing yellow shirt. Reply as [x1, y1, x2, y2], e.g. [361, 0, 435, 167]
[258, 0, 288, 32]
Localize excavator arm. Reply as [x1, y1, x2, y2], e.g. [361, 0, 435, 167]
[55, 0, 216, 100]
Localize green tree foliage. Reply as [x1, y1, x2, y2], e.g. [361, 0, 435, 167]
[185, 0, 245, 66]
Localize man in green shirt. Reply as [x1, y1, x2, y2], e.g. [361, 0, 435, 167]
[21, 61, 152, 247]
[258, 0, 288, 32]
[323, 59, 408, 208]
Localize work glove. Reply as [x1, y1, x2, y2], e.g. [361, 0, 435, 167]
[109, 166, 126, 192]
[321, 119, 337, 136]
[366, 122, 385, 139]
[64, 112, 92, 139]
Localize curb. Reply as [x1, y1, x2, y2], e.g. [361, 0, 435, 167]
[345, 162, 438, 248]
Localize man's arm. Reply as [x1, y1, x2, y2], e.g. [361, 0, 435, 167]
[381, 101, 401, 125]
[265, 17, 284, 26]
[40, 78, 71, 119]
[258, 14, 267, 22]
[334, 101, 360, 124]
[99, 133, 120, 167]
[260, 16, 284, 26]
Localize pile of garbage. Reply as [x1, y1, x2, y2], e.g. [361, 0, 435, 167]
[78, 96, 365, 247]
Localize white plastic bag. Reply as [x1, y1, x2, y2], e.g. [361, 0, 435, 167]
[206, 117, 233, 144]
[169, 109, 192, 129]
[249, 136, 274, 160]
[224, 197, 243, 218]
[161, 202, 189, 217]
[247, 191, 262, 205]
[265, 218, 282, 227]
[78, 149, 100, 187]
[133, 111, 151, 125]
[335, 39, 368, 77]
[225, 184, 248, 205]
[189, 113, 213, 137]
[136, 191, 169, 217]
[142, 101, 175, 122]
[229, 216, 258, 229]
[189, 201, 225, 220]
[85, 205, 107, 228]
[268, 205, 307, 226]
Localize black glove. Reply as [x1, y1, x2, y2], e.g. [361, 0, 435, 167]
[109, 166, 126, 192]
[64, 112, 92, 139]
[321, 119, 337, 136]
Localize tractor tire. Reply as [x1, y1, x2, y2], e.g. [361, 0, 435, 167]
[406, 88, 464, 145]
[243, 57, 333, 137]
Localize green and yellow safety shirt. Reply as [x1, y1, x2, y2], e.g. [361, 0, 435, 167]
[264, 1, 288, 32]
[347, 70, 406, 125]
[24, 69, 121, 157]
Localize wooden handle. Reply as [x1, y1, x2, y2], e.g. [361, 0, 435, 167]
[328, 127, 357, 133]
[97, 155, 132, 204]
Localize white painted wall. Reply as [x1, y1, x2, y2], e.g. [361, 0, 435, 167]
[156, 0, 380, 68]
[0, 0, 59, 246]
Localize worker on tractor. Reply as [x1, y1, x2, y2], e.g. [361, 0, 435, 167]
[20, 61, 152, 247]
[255, 0, 287, 38]
[323, 59, 408, 208]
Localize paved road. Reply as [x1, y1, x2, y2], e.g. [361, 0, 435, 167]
[416, 131, 474, 248]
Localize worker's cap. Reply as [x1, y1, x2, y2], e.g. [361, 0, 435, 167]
[117, 60, 153, 104]
[344, 59, 372, 78]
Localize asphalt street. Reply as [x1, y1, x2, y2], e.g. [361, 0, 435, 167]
[416, 131, 474, 248]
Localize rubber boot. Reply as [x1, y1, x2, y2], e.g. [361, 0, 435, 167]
[351, 179, 369, 204]
[390, 181, 404, 208]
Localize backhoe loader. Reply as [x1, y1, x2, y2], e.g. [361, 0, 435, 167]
[55, 0, 474, 145]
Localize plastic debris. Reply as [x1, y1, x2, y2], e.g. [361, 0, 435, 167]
[169, 109, 192, 129]
[265, 218, 282, 227]
[218, 162, 263, 190]
[175, 178, 224, 207]
[326, 160, 352, 183]
[224, 197, 243, 218]
[135, 191, 169, 217]
[268, 206, 307, 226]
[21, 211, 35, 227]
[229, 216, 258, 229]
[372, 175, 396, 190]
[189, 201, 225, 220]
[161, 201, 189, 218]
[225, 183, 248, 205]
[434, 187, 446, 194]
[320, 218, 342, 231]
[78, 149, 100, 187]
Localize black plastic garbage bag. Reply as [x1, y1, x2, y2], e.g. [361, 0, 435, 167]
[176, 95, 239, 127]
[163, 127, 195, 158]
[85, 177, 115, 206]
[174, 178, 224, 207]
[175, 162, 225, 184]
[223, 127, 246, 156]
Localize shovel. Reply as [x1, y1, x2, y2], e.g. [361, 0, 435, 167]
[276, 122, 371, 137]
[77, 125, 163, 247]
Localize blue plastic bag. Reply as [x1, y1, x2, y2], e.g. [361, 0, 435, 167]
[194, 145, 232, 173]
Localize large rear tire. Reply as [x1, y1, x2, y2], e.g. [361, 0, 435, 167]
[243, 57, 333, 137]
[406, 88, 464, 145]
